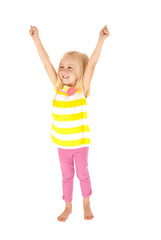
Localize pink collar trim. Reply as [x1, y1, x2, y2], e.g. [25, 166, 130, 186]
[57, 86, 79, 96]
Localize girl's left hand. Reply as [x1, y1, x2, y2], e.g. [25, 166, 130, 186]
[99, 25, 110, 40]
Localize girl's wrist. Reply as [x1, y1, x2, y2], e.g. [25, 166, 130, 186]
[33, 35, 40, 43]
[98, 35, 105, 43]
[97, 36, 105, 47]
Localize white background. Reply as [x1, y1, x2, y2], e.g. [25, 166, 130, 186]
[0, 0, 161, 239]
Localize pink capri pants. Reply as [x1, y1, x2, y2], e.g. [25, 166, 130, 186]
[58, 146, 92, 202]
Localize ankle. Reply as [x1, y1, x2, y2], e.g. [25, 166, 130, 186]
[83, 198, 90, 206]
[65, 202, 72, 209]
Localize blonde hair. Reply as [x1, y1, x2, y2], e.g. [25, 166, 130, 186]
[57, 51, 90, 98]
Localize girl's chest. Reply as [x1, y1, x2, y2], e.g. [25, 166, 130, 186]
[54, 91, 84, 102]
[53, 92, 87, 114]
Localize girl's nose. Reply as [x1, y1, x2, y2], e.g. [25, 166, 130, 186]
[62, 69, 68, 74]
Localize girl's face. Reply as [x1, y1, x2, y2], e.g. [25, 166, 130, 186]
[59, 56, 77, 87]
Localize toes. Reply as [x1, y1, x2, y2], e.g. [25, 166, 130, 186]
[84, 215, 94, 220]
[58, 216, 66, 222]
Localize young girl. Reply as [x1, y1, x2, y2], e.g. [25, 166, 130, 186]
[29, 25, 110, 221]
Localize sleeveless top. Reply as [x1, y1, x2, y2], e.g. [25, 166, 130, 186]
[51, 81, 91, 149]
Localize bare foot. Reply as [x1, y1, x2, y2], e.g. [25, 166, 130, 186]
[83, 198, 94, 220]
[57, 202, 72, 222]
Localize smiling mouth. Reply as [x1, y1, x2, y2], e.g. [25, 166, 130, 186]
[62, 76, 69, 79]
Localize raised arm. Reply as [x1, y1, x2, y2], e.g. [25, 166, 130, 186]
[29, 26, 57, 87]
[83, 25, 110, 96]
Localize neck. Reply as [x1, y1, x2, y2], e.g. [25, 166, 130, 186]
[64, 84, 75, 87]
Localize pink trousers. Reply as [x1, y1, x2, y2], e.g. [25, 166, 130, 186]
[58, 147, 92, 202]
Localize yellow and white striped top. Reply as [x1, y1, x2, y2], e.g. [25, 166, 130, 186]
[51, 82, 91, 149]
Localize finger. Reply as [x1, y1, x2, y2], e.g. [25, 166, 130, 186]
[103, 28, 109, 34]
[101, 25, 106, 31]
[101, 25, 107, 34]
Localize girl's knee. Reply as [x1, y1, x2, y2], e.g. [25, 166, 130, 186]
[76, 170, 90, 182]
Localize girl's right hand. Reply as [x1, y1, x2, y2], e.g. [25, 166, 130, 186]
[99, 25, 110, 41]
[29, 26, 39, 40]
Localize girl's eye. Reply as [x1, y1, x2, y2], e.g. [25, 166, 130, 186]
[68, 66, 72, 69]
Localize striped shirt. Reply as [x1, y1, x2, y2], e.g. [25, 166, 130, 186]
[51, 82, 91, 149]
